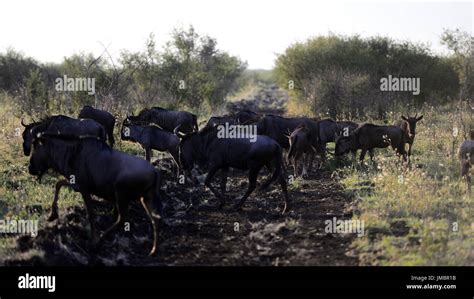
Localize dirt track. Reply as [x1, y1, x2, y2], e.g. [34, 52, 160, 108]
[3, 156, 358, 266]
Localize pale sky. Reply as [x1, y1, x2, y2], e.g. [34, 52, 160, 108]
[0, 0, 472, 69]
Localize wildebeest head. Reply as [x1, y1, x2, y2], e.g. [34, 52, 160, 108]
[401, 113, 423, 137]
[21, 118, 44, 156]
[335, 134, 356, 157]
[28, 134, 51, 179]
[177, 133, 201, 170]
[176, 125, 215, 170]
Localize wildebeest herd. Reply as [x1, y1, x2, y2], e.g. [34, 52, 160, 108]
[20, 106, 473, 256]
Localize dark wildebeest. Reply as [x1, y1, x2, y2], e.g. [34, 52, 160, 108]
[177, 126, 290, 213]
[28, 133, 163, 255]
[313, 119, 358, 167]
[78, 105, 116, 147]
[21, 115, 107, 221]
[333, 120, 360, 160]
[458, 131, 474, 195]
[21, 115, 106, 156]
[128, 107, 198, 134]
[394, 113, 423, 159]
[120, 118, 180, 167]
[335, 123, 407, 162]
[257, 114, 319, 172]
[286, 125, 314, 177]
[257, 115, 319, 149]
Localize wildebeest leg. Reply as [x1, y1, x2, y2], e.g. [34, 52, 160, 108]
[204, 166, 226, 207]
[359, 149, 367, 162]
[232, 167, 260, 211]
[293, 152, 300, 177]
[466, 173, 472, 195]
[80, 192, 98, 243]
[48, 179, 69, 221]
[301, 153, 309, 178]
[108, 129, 115, 148]
[140, 195, 161, 256]
[98, 194, 128, 245]
[278, 173, 289, 214]
[145, 147, 152, 162]
[301, 153, 308, 178]
[319, 143, 327, 168]
[408, 142, 412, 157]
[396, 144, 408, 163]
[220, 168, 228, 195]
[306, 150, 315, 173]
[368, 149, 375, 162]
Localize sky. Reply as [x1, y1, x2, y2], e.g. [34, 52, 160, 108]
[0, 0, 472, 69]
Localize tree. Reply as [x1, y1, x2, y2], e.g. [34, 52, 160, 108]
[275, 34, 459, 119]
[441, 28, 474, 100]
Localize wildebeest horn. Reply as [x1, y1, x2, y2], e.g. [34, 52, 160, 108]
[173, 124, 187, 138]
[21, 117, 27, 127]
[173, 124, 181, 135]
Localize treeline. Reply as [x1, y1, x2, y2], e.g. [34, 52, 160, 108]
[275, 30, 473, 119]
[0, 26, 247, 117]
[1, 27, 471, 120]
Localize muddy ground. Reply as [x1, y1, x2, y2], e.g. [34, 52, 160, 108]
[3, 156, 358, 266]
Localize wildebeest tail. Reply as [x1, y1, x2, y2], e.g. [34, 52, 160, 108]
[286, 134, 297, 164]
[261, 146, 284, 190]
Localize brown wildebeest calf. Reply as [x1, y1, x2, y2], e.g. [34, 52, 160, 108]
[458, 131, 474, 195]
[286, 125, 315, 177]
[394, 113, 423, 159]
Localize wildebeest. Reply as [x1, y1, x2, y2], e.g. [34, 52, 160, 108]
[335, 123, 407, 162]
[28, 133, 163, 255]
[120, 118, 180, 166]
[21, 115, 107, 221]
[458, 131, 474, 195]
[257, 115, 319, 172]
[78, 105, 116, 147]
[21, 115, 106, 156]
[257, 115, 319, 149]
[394, 113, 423, 159]
[177, 126, 290, 213]
[313, 119, 359, 166]
[287, 125, 314, 177]
[128, 107, 198, 134]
